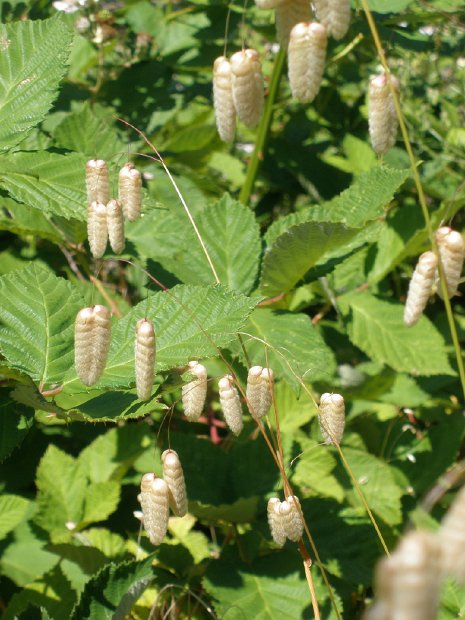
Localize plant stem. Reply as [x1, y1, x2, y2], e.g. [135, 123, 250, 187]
[239, 46, 286, 206]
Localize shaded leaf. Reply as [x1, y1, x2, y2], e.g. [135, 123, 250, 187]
[0, 494, 31, 540]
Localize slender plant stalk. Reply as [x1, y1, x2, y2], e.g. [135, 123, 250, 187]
[239, 46, 286, 205]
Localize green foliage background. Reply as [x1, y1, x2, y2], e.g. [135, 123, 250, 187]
[0, 0, 464, 618]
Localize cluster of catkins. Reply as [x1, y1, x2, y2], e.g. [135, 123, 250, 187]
[86, 159, 142, 258]
[404, 226, 465, 327]
[138, 449, 187, 546]
[365, 484, 465, 619]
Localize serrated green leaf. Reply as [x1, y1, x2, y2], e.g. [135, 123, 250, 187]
[0, 15, 73, 151]
[0, 393, 33, 462]
[339, 292, 455, 376]
[271, 382, 317, 432]
[0, 197, 62, 243]
[293, 439, 344, 502]
[0, 264, 84, 387]
[63, 391, 166, 423]
[82, 482, 120, 525]
[0, 151, 87, 220]
[0, 494, 31, 539]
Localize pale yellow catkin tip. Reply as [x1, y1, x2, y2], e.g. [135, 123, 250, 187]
[288, 22, 327, 103]
[135, 318, 155, 401]
[275, 0, 312, 48]
[106, 199, 125, 254]
[435, 226, 465, 299]
[403, 251, 438, 327]
[118, 163, 142, 221]
[439, 485, 465, 583]
[318, 392, 345, 445]
[74, 305, 111, 386]
[230, 49, 264, 129]
[161, 449, 188, 517]
[218, 375, 243, 436]
[139, 473, 170, 546]
[312, 0, 351, 40]
[368, 73, 399, 156]
[213, 56, 236, 143]
[182, 360, 208, 421]
[87, 201, 108, 259]
[86, 159, 109, 206]
[267, 498, 286, 547]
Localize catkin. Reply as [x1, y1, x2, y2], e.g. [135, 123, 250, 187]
[312, 0, 350, 40]
[213, 56, 236, 143]
[288, 22, 327, 103]
[435, 226, 465, 299]
[318, 392, 345, 445]
[267, 498, 286, 547]
[182, 361, 208, 421]
[284, 495, 304, 542]
[218, 375, 243, 436]
[135, 318, 155, 401]
[86, 159, 109, 205]
[91, 304, 112, 385]
[276, 0, 312, 48]
[403, 251, 438, 327]
[118, 163, 142, 221]
[161, 449, 188, 517]
[439, 485, 465, 583]
[74, 305, 111, 386]
[106, 199, 125, 254]
[368, 73, 399, 155]
[246, 366, 275, 419]
[139, 473, 169, 545]
[230, 49, 264, 129]
[87, 201, 108, 259]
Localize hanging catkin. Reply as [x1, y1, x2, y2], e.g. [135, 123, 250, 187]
[118, 163, 142, 221]
[368, 73, 399, 155]
[87, 201, 108, 259]
[139, 473, 170, 545]
[435, 226, 465, 299]
[246, 366, 274, 419]
[161, 449, 188, 517]
[318, 392, 345, 444]
[275, 0, 312, 48]
[267, 498, 286, 547]
[283, 495, 304, 542]
[213, 56, 236, 143]
[91, 304, 112, 385]
[230, 49, 264, 128]
[439, 485, 465, 583]
[218, 375, 243, 436]
[135, 318, 155, 401]
[74, 305, 111, 386]
[403, 251, 438, 327]
[106, 199, 125, 254]
[182, 361, 208, 421]
[312, 0, 351, 40]
[86, 159, 109, 205]
[288, 22, 327, 103]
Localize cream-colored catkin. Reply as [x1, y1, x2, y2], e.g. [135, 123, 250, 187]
[439, 485, 465, 583]
[218, 375, 243, 436]
[91, 304, 112, 385]
[276, 0, 312, 48]
[106, 199, 125, 254]
[435, 226, 465, 299]
[213, 56, 236, 143]
[267, 498, 286, 547]
[118, 163, 142, 221]
[182, 361, 208, 421]
[74, 305, 111, 386]
[403, 251, 438, 327]
[246, 366, 275, 419]
[318, 392, 345, 444]
[139, 473, 170, 546]
[368, 73, 399, 155]
[87, 201, 108, 259]
[135, 318, 155, 401]
[230, 49, 264, 129]
[86, 159, 109, 205]
[288, 22, 327, 103]
[285, 495, 304, 542]
[161, 449, 188, 517]
[312, 0, 351, 40]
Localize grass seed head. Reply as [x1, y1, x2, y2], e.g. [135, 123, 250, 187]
[161, 449, 188, 517]
[139, 474, 170, 545]
[368, 73, 399, 155]
[275, 0, 312, 48]
[318, 392, 345, 445]
[182, 360, 208, 421]
[230, 49, 264, 128]
[435, 226, 465, 299]
[135, 318, 155, 401]
[87, 200, 108, 259]
[86, 159, 110, 205]
[118, 162, 142, 221]
[106, 199, 125, 254]
[74, 305, 111, 386]
[312, 0, 351, 40]
[213, 56, 236, 143]
[288, 22, 327, 103]
[404, 251, 438, 327]
[218, 374, 243, 436]
[267, 497, 287, 546]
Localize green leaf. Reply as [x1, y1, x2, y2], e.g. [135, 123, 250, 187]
[0, 494, 31, 540]
[60, 390, 166, 423]
[0, 15, 73, 151]
[339, 292, 455, 376]
[0, 151, 87, 220]
[0, 264, 84, 387]
[82, 482, 121, 525]
[365, 0, 414, 12]
[0, 393, 33, 462]
[293, 439, 345, 502]
[271, 381, 317, 433]
[0, 197, 62, 243]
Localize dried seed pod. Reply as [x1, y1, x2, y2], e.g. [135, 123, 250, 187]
[213, 56, 236, 143]
[161, 449, 188, 517]
[368, 73, 399, 155]
[276, 0, 312, 48]
[139, 473, 170, 545]
[182, 361, 208, 421]
[439, 485, 465, 582]
[218, 375, 243, 436]
[106, 199, 125, 254]
[118, 163, 142, 221]
[284, 495, 304, 542]
[135, 318, 155, 401]
[230, 49, 264, 128]
[267, 498, 286, 547]
[318, 392, 345, 445]
[435, 226, 465, 299]
[404, 251, 438, 327]
[87, 201, 108, 259]
[86, 159, 109, 205]
[312, 0, 350, 40]
[288, 22, 327, 103]
[74, 305, 111, 386]
[246, 366, 274, 419]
